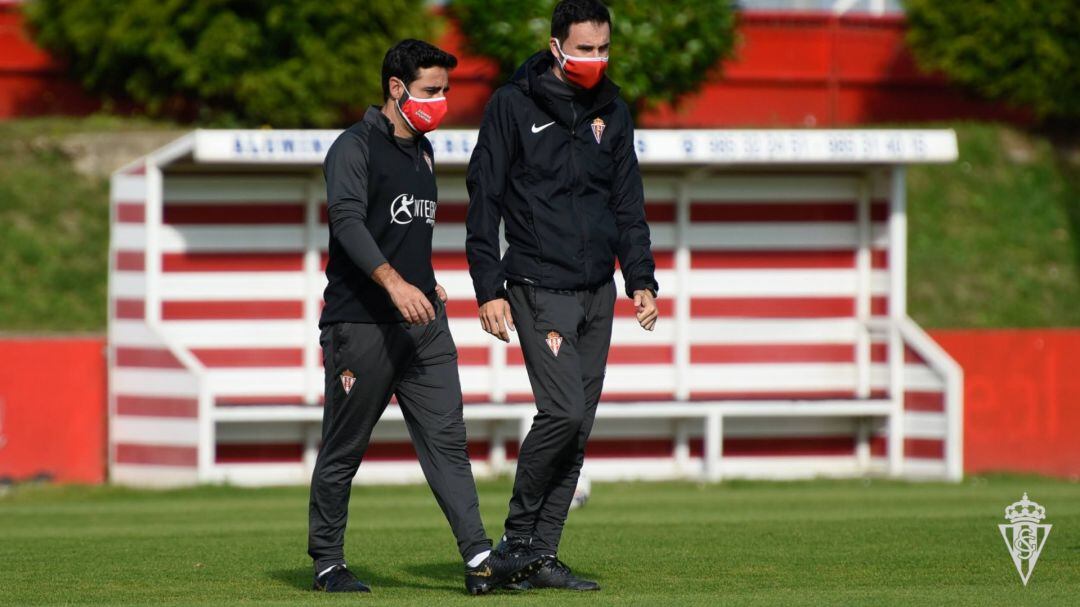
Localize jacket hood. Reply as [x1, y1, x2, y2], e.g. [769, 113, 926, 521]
[509, 51, 551, 94]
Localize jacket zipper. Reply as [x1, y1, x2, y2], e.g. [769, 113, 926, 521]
[569, 99, 591, 286]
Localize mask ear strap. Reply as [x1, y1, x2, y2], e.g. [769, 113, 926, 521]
[553, 38, 568, 68]
[394, 78, 412, 104]
[393, 78, 419, 134]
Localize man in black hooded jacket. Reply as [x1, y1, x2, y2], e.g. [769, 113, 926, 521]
[465, 0, 659, 592]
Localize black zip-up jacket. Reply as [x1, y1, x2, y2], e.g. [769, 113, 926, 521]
[320, 106, 439, 327]
[465, 52, 658, 305]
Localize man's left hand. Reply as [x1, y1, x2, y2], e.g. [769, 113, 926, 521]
[633, 289, 657, 331]
[435, 283, 448, 303]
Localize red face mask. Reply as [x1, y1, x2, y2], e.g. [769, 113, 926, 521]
[554, 38, 608, 90]
[395, 83, 448, 134]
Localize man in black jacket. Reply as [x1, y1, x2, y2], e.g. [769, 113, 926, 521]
[465, 0, 659, 591]
[309, 39, 539, 595]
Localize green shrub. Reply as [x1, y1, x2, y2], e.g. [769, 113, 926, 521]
[449, 0, 736, 112]
[24, 1, 436, 127]
[905, 0, 1080, 123]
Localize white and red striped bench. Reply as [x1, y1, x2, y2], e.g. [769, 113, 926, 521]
[108, 129, 962, 486]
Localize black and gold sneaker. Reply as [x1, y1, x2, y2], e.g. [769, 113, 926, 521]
[464, 550, 543, 595]
[312, 564, 371, 593]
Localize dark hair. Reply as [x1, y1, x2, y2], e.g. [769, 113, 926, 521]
[550, 0, 611, 43]
[381, 39, 458, 100]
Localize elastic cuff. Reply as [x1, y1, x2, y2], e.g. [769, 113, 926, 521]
[625, 280, 659, 299]
[358, 256, 390, 278]
[475, 286, 508, 307]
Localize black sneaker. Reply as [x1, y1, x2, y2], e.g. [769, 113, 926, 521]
[495, 535, 534, 558]
[312, 565, 371, 593]
[464, 550, 544, 595]
[511, 556, 601, 592]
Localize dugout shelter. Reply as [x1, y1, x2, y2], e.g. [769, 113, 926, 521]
[108, 128, 962, 486]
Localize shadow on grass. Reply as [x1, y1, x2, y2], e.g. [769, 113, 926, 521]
[400, 561, 467, 592]
[268, 561, 465, 593]
[268, 560, 605, 594]
[268, 567, 311, 592]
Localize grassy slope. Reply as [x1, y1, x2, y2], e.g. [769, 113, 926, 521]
[0, 117, 1077, 331]
[0, 476, 1077, 606]
[0, 116, 178, 332]
[906, 123, 1080, 327]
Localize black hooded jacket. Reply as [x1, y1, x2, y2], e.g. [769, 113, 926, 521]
[465, 51, 658, 305]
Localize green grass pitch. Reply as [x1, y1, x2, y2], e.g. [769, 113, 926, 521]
[0, 475, 1077, 606]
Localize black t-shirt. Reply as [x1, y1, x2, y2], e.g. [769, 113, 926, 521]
[320, 106, 439, 326]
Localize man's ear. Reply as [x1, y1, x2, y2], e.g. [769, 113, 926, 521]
[388, 77, 405, 101]
[549, 37, 561, 62]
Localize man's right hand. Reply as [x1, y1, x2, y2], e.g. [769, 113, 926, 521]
[478, 298, 515, 342]
[372, 263, 434, 325]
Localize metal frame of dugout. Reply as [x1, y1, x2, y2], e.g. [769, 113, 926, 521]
[107, 128, 962, 487]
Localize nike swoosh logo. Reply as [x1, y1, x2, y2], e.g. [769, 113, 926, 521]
[531, 121, 556, 133]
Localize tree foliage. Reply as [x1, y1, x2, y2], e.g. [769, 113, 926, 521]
[905, 0, 1080, 122]
[449, 0, 736, 111]
[25, 0, 435, 127]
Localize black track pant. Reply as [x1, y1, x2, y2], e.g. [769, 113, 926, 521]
[503, 280, 616, 556]
[308, 299, 492, 573]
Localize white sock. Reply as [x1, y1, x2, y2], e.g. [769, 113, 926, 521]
[467, 550, 491, 568]
[318, 564, 343, 578]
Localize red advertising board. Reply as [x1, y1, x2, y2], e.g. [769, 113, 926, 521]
[0, 337, 107, 483]
[934, 330, 1080, 479]
[0, 331, 1076, 482]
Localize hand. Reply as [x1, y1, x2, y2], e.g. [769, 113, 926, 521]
[633, 289, 658, 331]
[435, 283, 448, 303]
[372, 263, 434, 325]
[478, 298, 515, 342]
[389, 280, 435, 325]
